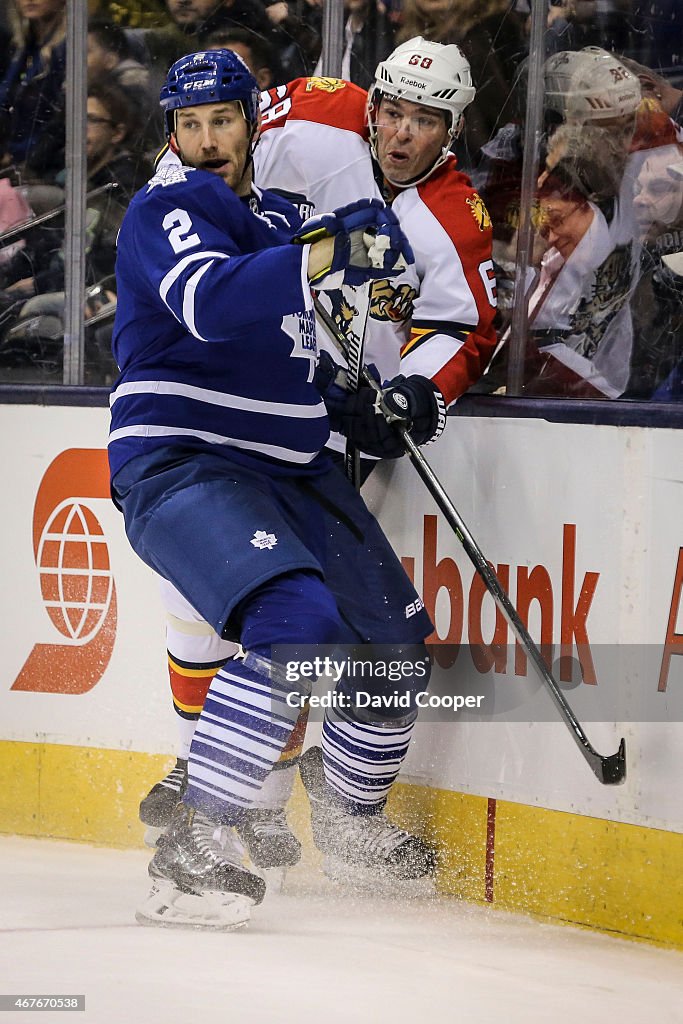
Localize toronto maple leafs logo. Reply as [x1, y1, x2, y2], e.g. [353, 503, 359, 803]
[146, 149, 195, 192]
[250, 530, 278, 550]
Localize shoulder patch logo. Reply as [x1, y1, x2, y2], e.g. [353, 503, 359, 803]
[147, 162, 194, 192]
[305, 77, 346, 94]
[251, 530, 278, 550]
[466, 193, 492, 232]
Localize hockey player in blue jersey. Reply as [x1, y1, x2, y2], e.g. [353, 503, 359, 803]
[109, 49, 441, 929]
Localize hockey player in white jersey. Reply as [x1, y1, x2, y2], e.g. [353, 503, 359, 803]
[112, 49, 442, 929]
[139, 39, 498, 879]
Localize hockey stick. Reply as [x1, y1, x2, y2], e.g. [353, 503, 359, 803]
[314, 296, 626, 786]
[341, 283, 372, 489]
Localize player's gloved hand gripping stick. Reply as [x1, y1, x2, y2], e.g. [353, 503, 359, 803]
[295, 197, 415, 486]
[293, 197, 413, 290]
[313, 296, 627, 787]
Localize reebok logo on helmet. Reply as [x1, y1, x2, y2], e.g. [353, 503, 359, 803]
[399, 75, 427, 90]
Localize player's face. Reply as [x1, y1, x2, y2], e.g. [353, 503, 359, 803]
[173, 101, 252, 195]
[374, 97, 450, 184]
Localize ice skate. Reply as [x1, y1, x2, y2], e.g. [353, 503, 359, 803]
[136, 803, 266, 930]
[299, 746, 437, 883]
[139, 757, 187, 846]
[236, 808, 301, 868]
[236, 807, 301, 894]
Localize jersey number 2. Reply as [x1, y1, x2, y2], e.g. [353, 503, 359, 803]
[163, 209, 201, 253]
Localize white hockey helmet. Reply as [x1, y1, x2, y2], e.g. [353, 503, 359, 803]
[544, 47, 641, 124]
[368, 36, 476, 184]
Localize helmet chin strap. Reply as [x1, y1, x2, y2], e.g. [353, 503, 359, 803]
[380, 143, 453, 189]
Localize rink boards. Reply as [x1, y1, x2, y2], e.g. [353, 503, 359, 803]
[0, 402, 681, 947]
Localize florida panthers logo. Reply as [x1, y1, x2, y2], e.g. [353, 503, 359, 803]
[370, 280, 416, 323]
[466, 193, 492, 232]
[305, 77, 347, 94]
[328, 280, 416, 341]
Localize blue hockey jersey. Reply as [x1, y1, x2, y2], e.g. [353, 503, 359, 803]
[108, 158, 328, 479]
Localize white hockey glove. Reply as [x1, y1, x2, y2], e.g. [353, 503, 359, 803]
[293, 198, 413, 290]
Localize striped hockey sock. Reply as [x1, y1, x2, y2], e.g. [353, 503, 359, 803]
[321, 706, 415, 813]
[168, 650, 225, 758]
[185, 653, 309, 823]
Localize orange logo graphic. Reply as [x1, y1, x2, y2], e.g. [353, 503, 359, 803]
[11, 448, 117, 695]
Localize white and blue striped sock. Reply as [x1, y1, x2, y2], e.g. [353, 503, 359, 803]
[321, 707, 415, 813]
[185, 653, 308, 822]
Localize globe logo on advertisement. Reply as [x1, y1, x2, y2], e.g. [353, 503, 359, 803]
[36, 498, 114, 645]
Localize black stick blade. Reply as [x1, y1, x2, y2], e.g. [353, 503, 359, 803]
[597, 738, 627, 785]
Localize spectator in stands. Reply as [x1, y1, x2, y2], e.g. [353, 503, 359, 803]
[517, 165, 620, 398]
[543, 0, 633, 55]
[204, 25, 278, 88]
[473, 48, 645, 399]
[395, 0, 527, 164]
[142, 0, 278, 139]
[91, 1, 169, 30]
[87, 15, 159, 156]
[87, 16, 152, 113]
[145, 0, 324, 84]
[145, 0, 273, 72]
[262, 0, 322, 80]
[0, 0, 67, 177]
[0, 78, 152, 379]
[311, 0, 395, 91]
[626, 145, 683, 398]
[83, 78, 153, 208]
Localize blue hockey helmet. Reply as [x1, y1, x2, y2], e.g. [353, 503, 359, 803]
[160, 49, 260, 138]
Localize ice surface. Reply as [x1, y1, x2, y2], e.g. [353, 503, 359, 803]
[0, 836, 681, 1024]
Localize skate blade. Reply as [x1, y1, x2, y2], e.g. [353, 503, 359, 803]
[135, 879, 254, 931]
[321, 856, 436, 899]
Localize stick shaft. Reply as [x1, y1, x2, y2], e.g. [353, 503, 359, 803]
[314, 296, 625, 784]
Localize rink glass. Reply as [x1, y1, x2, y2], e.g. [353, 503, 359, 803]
[0, 0, 681, 412]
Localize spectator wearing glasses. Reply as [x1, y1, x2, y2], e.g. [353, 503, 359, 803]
[521, 159, 636, 399]
[0, 79, 153, 380]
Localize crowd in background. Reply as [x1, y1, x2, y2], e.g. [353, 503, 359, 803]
[0, 0, 681, 398]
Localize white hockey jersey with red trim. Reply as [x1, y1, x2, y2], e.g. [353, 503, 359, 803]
[256, 77, 497, 406]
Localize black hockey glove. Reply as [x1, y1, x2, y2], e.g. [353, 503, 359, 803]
[339, 374, 447, 459]
[293, 198, 414, 290]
